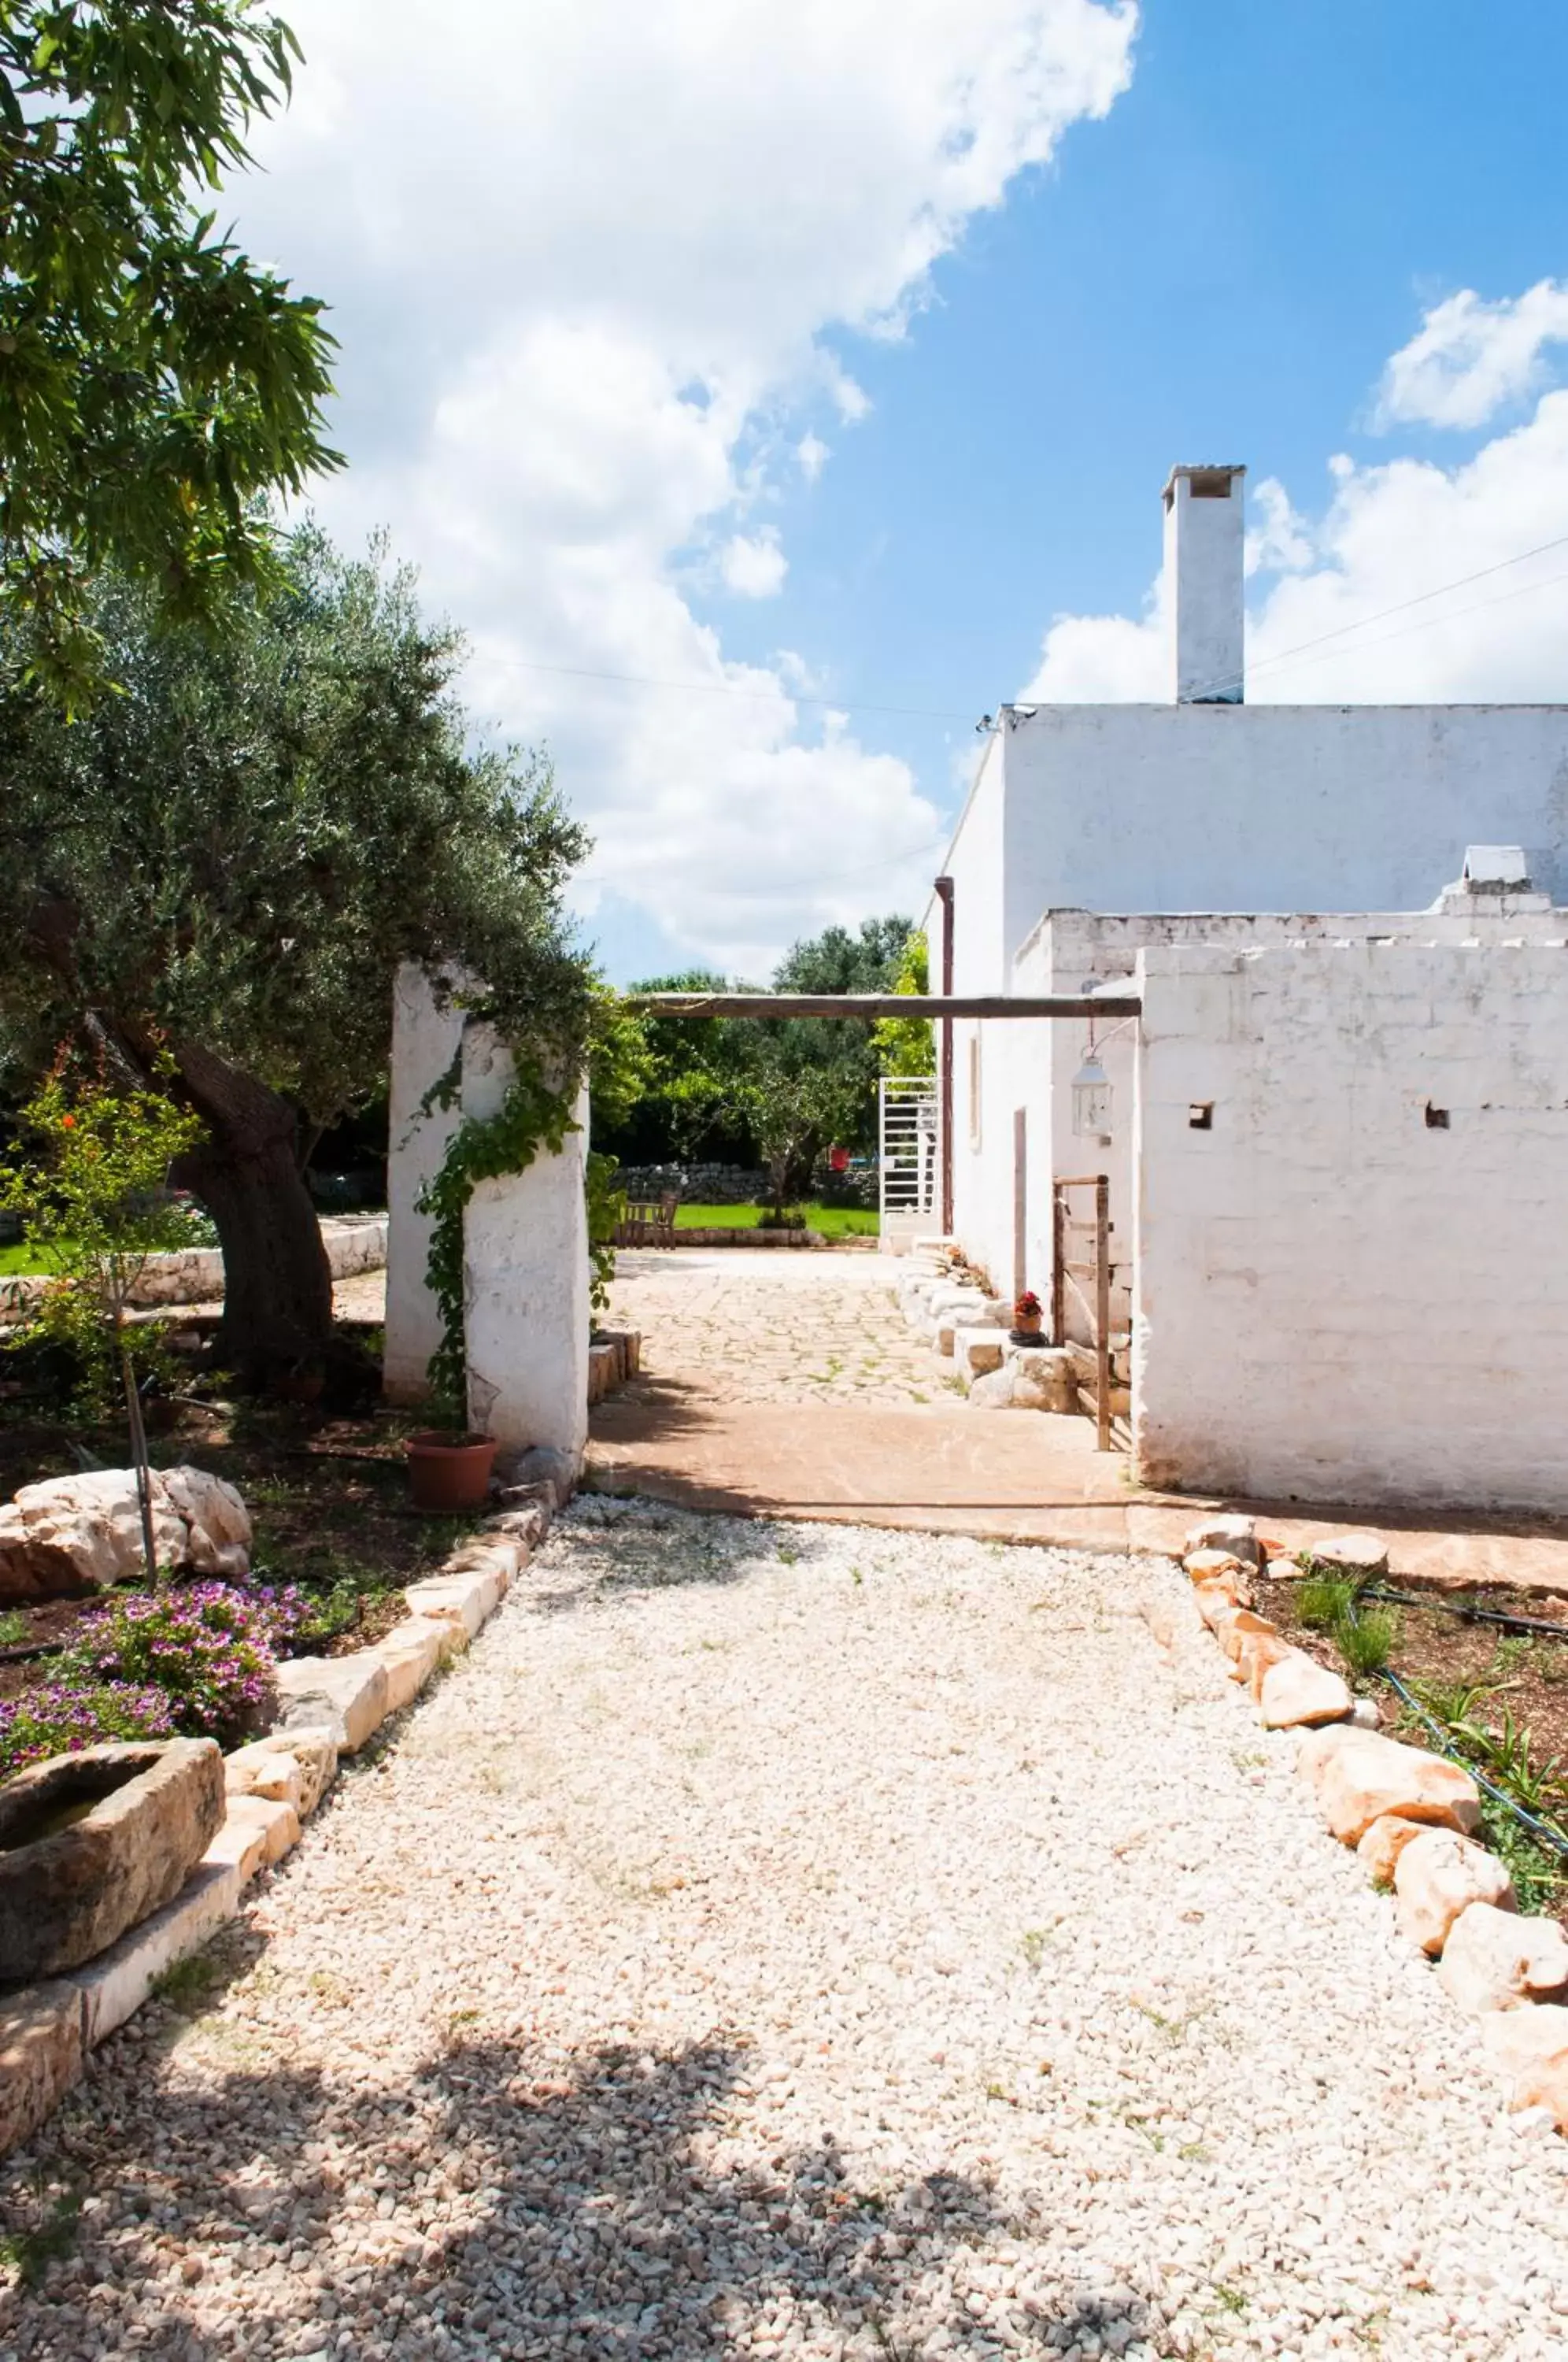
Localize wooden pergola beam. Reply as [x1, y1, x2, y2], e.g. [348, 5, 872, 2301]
[625, 993, 1141, 1020]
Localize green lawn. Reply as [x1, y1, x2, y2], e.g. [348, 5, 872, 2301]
[0, 1242, 56, 1277]
[672, 1201, 878, 1239]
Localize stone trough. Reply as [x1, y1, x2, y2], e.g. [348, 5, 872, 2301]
[0, 1738, 224, 1983]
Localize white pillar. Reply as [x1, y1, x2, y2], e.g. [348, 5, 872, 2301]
[383, 963, 465, 1405]
[460, 1024, 590, 1462]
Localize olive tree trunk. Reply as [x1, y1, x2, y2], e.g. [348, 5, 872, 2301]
[170, 1039, 335, 1387]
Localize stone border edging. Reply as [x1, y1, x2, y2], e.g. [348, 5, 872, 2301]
[0, 1469, 568, 2157]
[890, 1243, 1085, 1412]
[588, 1328, 641, 1406]
[0, 1215, 388, 1325]
[1181, 1516, 1568, 2134]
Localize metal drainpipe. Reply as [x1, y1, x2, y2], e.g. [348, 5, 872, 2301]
[934, 875, 955, 1235]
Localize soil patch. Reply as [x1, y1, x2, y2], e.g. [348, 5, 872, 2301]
[1256, 1560, 1568, 1927]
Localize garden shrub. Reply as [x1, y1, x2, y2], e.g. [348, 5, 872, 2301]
[61, 1582, 288, 1746]
[0, 1680, 174, 1779]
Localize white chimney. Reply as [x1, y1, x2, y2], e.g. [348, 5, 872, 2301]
[1163, 464, 1246, 705]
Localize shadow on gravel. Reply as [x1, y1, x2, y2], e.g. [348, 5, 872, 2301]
[522, 1505, 810, 1614]
[0, 2027, 1155, 2360]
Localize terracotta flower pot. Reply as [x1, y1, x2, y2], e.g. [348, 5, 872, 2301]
[406, 1431, 497, 1513]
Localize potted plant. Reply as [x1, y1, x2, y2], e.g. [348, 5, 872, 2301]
[406, 1376, 497, 1513]
[406, 1423, 497, 1512]
[1012, 1289, 1045, 1344]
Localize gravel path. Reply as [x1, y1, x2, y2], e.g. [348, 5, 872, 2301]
[6, 1503, 1568, 2360]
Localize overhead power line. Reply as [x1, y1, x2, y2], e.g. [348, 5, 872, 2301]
[1182, 526, 1568, 703]
[483, 652, 977, 725]
[483, 520, 1568, 765]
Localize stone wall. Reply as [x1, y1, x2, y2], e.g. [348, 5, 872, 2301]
[614, 1162, 768, 1205]
[1133, 939, 1568, 1512]
[0, 1215, 387, 1328]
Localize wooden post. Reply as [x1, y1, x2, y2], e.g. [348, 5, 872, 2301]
[1012, 1107, 1027, 1307]
[935, 876, 954, 1235]
[1094, 1174, 1111, 1453]
[1050, 1181, 1065, 1347]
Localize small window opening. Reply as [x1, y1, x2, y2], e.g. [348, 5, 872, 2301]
[1188, 469, 1233, 498]
[1425, 1101, 1450, 1130]
[1189, 1101, 1214, 1131]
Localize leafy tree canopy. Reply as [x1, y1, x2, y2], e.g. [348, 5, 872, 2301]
[598, 919, 920, 1185]
[773, 916, 914, 995]
[0, 524, 593, 1378]
[871, 928, 935, 1078]
[0, 2, 339, 705]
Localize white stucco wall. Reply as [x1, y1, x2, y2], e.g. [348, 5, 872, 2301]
[460, 1026, 590, 1461]
[999, 703, 1568, 961]
[933, 694, 1568, 1288]
[1132, 939, 1568, 1512]
[384, 963, 465, 1405]
[941, 727, 1017, 1275]
[987, 895, 1568, 1342]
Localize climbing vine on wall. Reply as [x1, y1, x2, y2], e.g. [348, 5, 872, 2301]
[413, 987, 642, 1420]
[416, 1061, 578, 1417]
[585, 1150, 627, 1316]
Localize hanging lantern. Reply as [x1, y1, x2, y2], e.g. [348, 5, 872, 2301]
[1071, 1050, 1112, 1138]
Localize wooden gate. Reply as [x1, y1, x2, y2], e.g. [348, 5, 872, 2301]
[1050, 1174, 1121, 1451]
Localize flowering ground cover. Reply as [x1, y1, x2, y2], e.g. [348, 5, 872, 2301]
[0, 1368, 487, 1776]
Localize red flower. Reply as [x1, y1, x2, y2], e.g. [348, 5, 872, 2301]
[59, 1115, 75, 1129]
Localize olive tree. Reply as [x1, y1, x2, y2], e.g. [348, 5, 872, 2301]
[0, 528, 592, 1386]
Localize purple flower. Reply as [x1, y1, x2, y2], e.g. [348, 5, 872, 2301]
[0, 1680, 175, 1778]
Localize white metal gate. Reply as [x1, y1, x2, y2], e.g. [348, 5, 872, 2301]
[878, 1076, 941, 1249]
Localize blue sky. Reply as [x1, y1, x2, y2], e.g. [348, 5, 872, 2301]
[235, 2, 1568, 980]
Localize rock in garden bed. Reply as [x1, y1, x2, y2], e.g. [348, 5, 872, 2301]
[1297, 1725, 1481, 1844]
[0, 1466, 250, 1601]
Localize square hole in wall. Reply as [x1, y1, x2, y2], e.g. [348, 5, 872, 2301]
[1425, 1101, 1450, 1130]
[1189, 1101, 1214, 1131]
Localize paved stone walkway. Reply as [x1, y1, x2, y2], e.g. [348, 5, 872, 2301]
[329, 1246, 1568, 1586]
[9, 1505, 1567, 2360]
[604, 1249, 945, 1406]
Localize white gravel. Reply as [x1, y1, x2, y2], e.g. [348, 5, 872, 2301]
[5, 1501, 1568, 2361]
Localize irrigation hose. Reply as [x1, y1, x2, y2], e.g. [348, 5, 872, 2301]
[1278, 1562, 1568, 1642]
[1362, 1586, 1568, 1642]
[1275, 1568, 1568, 1644]
[1381, 1668, 1568, 1864]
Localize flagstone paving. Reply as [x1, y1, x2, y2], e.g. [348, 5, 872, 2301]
[604, 1248, 947, 1406]
[593, 1252, 1568, 1592]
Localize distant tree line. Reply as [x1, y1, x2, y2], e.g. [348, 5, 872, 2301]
[595, 917, 934, 1215]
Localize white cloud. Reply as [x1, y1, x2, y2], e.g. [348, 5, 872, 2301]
[1022, 298, 1568, 712]
[719, 529, 789, 598]
[233, 0, 1137, 976]
[1377, 281, 1568, 432]
[1244, 476, 1314, 577]
[1023, 590, 1166, 702]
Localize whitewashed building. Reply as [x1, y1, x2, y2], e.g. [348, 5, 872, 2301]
[928, 465, 1568, 1511]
